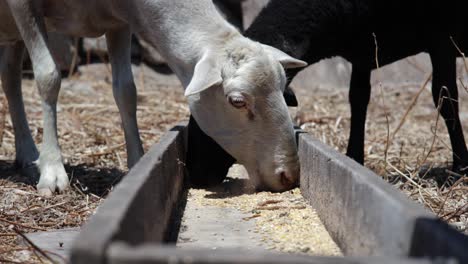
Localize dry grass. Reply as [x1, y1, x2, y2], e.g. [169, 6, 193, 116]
[293, 64, 468, 234]
[0, 63, 189, 262]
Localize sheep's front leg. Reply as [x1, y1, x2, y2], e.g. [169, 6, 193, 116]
[0, 43, 40, 183]
[346, 66, 371, 164]
[430, 46, 468, 173]
[6, 0, 68, 196]
[106, 27, 144, 168]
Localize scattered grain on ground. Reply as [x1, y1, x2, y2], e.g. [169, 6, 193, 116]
[187, 165, 341, 256]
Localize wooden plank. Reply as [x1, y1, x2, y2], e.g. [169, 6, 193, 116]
[409, 218, 468, 264]
[70, 124, 188, 264]
[107, 242, 435, 264]
[20, 228, 80, 263]
[298, 133, 434, 256]
[298, 133, 468, 263]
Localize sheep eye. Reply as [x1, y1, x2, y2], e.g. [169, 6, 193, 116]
[228, 95, 247, 109]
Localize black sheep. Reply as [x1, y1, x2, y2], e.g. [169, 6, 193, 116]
[188, 0, 468, 186]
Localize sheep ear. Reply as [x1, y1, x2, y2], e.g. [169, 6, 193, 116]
[185, 53, 223, 97]
[262, 44, 308, 69]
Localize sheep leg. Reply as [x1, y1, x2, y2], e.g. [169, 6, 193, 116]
[106, 27, 144, 168]
[6, 0, 68, 196]
[429, 48, 468, 173]
[0, 42, 40, 183]
[187, 115, 235, 187]
[346, 66, 372, 164]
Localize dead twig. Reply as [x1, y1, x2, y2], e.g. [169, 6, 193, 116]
[257, 200, 282, 207]
[445, 169, 468, 179]
[417, 90, 444, 169]
[437, 176, 465, 216]
[441, 203, 468, 221]
[450, 36, 468, 75]
[43, 250, 70, 264]
[255, 205, 306, 211]
[37, 222, 60, 227]
[0, 217, 47, 231]
[0, 258, 25, 264]
[14, 227, 57, 264]
[81, 143, 125, 157]
[0, 97, 7, 147]
[242, 214, 261, 221]
[0, 247, 30, 254]
[0, 232, 17, 237]
[68, 37, 80, 79]
[373, 32, 391, 171]
[386, 161, 440, 203]
[391, 74, 432, 140]
[459, 78, 468, 94]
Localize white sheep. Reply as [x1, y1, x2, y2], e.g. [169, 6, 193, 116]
[0, 0, 307, 195]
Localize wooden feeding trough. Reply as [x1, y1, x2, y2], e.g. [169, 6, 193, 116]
[70, 123, 468, 264]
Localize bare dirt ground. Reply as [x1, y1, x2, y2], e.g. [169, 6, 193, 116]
[0, 59, 467, 262]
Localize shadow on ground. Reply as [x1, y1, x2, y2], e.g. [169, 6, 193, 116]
[0, 160, 125, 197]
[418, 165, 467, 186]
[196, 177, 256, 200]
